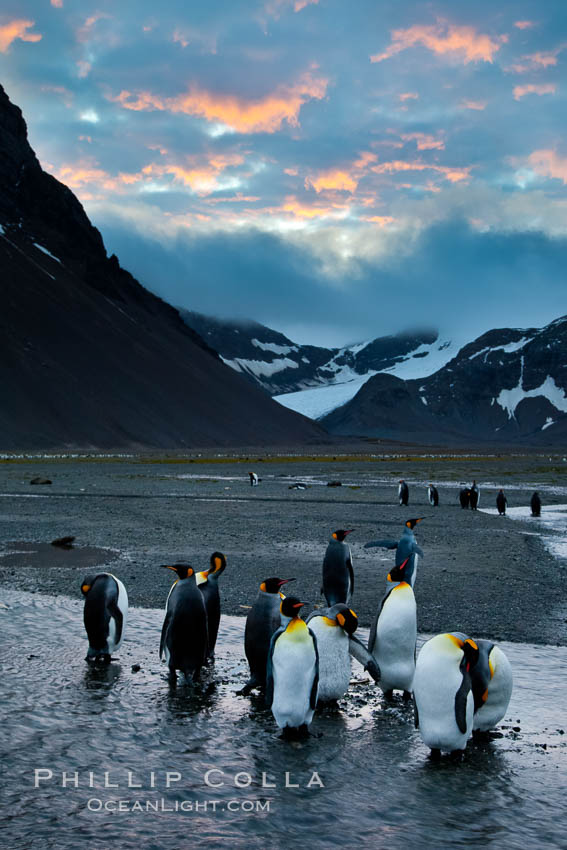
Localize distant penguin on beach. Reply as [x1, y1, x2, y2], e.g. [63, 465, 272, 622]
[470, 639, 513, 734]
[459, 487, 470, 509]
[81, 573, 128, 663]
[266, 597, 319, 736]
[496, 490, 507, 516]
[531, 492, 542, 517]
[413, 632, 479, 758]
[238, 576, 295, 695]
[428, 484, 439, 507]
[249, 472, 260, 486]
[160, 564, 208, 683]
[469, 481, 480, 510]
[196, 552, 227, 662]
[398, 479, 409, 506]
[322, 529, 355, 606]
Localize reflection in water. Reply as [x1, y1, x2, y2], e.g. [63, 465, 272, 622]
[0, 590, 566, 850]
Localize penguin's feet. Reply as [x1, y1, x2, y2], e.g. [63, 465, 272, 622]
[402, 690, 413, 701]
[382, 689, 395, 700]
[449, 749, 464, 762]
[428, 749, 441, 762]
[280, 724, 312, 741]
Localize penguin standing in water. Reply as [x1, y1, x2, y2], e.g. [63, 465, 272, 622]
[413, 633, 479, 758]
[364, 519, 424, 698]
[238, 576, 295, 695]
[266, 597, 319, 736]
[196, 552, 227, 662]
[81, 573, 128, 663]
[470, 639, 513, 734]
[428, 484, 439, 507]
[322, 529, 354, 606]
[496, 489, 507, 516]
[531, 491, 542, 517]
[249, 472, 259, 486]
[306, 604, 361, 703]
[398, 479, 409, 506]
[160, 564, 208, 683]
[459, 487, 470, 509]
[469, 481, 480, 510]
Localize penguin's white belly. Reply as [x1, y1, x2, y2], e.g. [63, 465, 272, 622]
[107, 574, 128, 653]
[309, 622, 350, 701]
[414, 647, 473, 752]
[272, 637, 317, 728]
[474, 647, 513, 731]
[373, 585, 416, 693]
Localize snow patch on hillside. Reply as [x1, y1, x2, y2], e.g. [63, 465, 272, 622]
[495, 357, 567, 419]
[220, 356, 299, 378]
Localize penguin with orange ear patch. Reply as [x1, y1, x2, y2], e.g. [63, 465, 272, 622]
[470, 639, 513, 734]
[81, 573, 128, 664]
[322, 529, 355, 606]
[266, 597, 319, 736]
[307, 603, 368, 703]
[197, 552, 227, 662]
[160, 563, 208, 683]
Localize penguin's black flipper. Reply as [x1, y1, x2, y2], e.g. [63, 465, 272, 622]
[454, 666, 472, 734]
[265, 628, 283, 708]
[159, 612, 171, 660]
[109, 596, 124, 647]
[414, 545, 424, 558]
[346, 556, 354, 599]
[309, 627, 319, 711]
[414, 697, 419, 728]
[364, 539, 398, 550]
[348, 635, 381, 682]
[367, 588, 392, 654]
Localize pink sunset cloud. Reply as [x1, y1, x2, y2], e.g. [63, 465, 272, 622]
[513, 83, 556, 100]
[459, 99, 487, 110]
[371, 20, 508, 64]
[528, 149, 567, 183]
[0, 19, 42, 52]
[401, 133, 445, 151]
[514, 21, 536, 30]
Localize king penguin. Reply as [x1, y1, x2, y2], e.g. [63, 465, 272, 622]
[428, 484, 439, 507]
[364, 524, 424, 698]
[364, 517, 424, 588]
[249, 472, 259, 486]
[413, 632, 479, 758]
[459, 487, 470, 509]
[160, 564, 208, 683]
[266, 597, 319, 735]
[81, 572, 128, 663]
[496, 489, 507, 516]
[196, 552, 227, 662]
[531, 491, 542, 517]
[238, 576, 295, 695]
[469, 481, 480, 510]
[322, 528, 354, 606]
[470, 639, 513, 734]
[306, 604, 360, 703]
[398, 479, 409, 506]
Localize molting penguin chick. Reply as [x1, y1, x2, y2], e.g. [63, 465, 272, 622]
[266, 597, 319, 736]
[428, 484, 439, 507]
[197, 552, 227, 662]
[322, 529, 354, 606]
[306, 604, 359, 703]
[398, 480, 409, 506]
[239, 577, 295, 695]
[470, 639, 513, 734]
[459, 487, 470, 509]
[81, 573, 128, 664]
[413, 633, 479, 758]
[160, 564, 208, 683]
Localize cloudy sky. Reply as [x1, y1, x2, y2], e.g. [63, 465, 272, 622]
[1, 0, 566, 345]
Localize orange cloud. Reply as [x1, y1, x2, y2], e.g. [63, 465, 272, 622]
[265, 0, 318, 16]
[513, 83, 556, 100]
[142, 153, 245, 194]
[371, 20, 507, 64]
[280, 195, 348, 219]
[508, 45, 565, 73]
[54, 163, 117, 190]
[401, 133, 445, 150]
[460, 99, 487, 110]
[514, 21, 535, 30]
[528, 149, 567, 183]
[361, 215, 395, 226]
[0, 19, 42, 52]
[51, 0, 63, 6]
[294, 0, 319, 10]
[399, 92, 419, 101]
[284, 167, 299, 176]
[371, 159, 472, 183]
[306, 169, 358, 193]
[109, 71, 328, 134]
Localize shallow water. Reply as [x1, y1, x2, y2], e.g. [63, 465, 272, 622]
[0, 590, 566, 850]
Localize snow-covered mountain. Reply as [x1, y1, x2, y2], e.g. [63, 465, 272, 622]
[320, 316, 567, 446]
[180, 311, 462, 407]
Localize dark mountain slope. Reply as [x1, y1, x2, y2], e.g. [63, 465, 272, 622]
[0, 85, 326, 450]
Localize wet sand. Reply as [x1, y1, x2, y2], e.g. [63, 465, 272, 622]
[0, 451, 566, 645]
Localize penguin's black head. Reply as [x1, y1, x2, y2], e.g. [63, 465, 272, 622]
[332, 529, 354, 542]
[280, 596, 305, 618]
[208, 551, 227, 576]
[261, 577, 296, 593]
[80, 574, 97, 595]
[405, 518, 424, 530]
[461, 637, 479, 671]
[162, 563, 194, 580]
[388, 555, 413, 583]
[334, 605, 358, 635]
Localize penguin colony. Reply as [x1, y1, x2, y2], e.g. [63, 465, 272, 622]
[80, 476, 530, 757]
